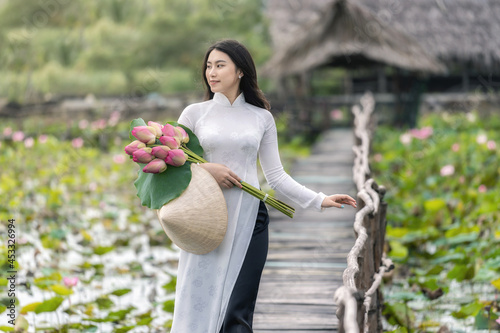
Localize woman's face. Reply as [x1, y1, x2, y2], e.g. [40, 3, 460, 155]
[206, 49, 242, 99]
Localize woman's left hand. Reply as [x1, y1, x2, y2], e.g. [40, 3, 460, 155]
[321, 194, 357, 209]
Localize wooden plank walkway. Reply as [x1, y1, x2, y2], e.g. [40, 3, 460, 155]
[254, 128, 357, 332]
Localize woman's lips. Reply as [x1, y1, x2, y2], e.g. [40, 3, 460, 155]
[209, 80, 219, 85]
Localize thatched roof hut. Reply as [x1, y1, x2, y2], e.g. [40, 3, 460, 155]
[264, 0, 500, 77]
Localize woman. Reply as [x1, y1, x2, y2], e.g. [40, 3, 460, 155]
[174, 39, 356, 333]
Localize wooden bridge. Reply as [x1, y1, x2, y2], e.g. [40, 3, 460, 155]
[254, 128, 358, 332]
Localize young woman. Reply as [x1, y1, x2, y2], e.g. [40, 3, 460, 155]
[174, 39, 356, 333]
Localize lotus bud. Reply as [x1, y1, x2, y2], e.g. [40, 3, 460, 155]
[124, 140, 146, 156]
[148, 121, 163, 138]
[159, 135, 180, 149]
[176, 126, 189, 144]
[151, 145, 171, 159]
[161, 123, 178, 138]
[143, 158, 167, 173]
[131, 126, 157, 144]
[165, 149, 188, 167]
[133, 147, 154, 163]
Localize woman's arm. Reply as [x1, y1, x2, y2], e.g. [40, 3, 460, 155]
[258, 113, 356, 210]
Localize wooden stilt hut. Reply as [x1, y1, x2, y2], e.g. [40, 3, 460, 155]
[263, 0, 500, 127]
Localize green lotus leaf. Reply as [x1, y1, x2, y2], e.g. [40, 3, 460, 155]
[35, 296, 64, 314]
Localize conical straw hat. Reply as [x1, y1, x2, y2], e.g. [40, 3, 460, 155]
[156, 163, 228, 255]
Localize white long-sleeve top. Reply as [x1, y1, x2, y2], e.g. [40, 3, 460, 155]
[171, 92, 326, 332]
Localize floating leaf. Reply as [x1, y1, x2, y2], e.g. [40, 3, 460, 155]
[424, 198, 446, 212]
[93, 246, 115, 255]
[110, 288, 132, 297]
[452, 301, 483, 319]
[0, 305, 6, 314]
[162, 277, 177, 293]
[20, 302, 42, 314]
[50, 284, 73, 296]
[95, 297, 114, 310]
[491, 277, 500, 291]
[162, 299, 175, 313]
[0, 325, 14, 332]
[35, 296, 64, 314]
[114, 326, 135, 333]
[106, 307, 134, 321]
[447, 264, 475, 282]
[388, 240, 408, 260]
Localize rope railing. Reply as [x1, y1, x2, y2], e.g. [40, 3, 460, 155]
[334, 92, 394, 333]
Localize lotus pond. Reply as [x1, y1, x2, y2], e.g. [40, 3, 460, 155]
[371, 111, 500, 332]
[0, 112, 309, 333]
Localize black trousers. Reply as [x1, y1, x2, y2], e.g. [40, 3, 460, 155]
[219, 201, 269, 333]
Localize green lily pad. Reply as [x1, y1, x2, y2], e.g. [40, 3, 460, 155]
[35, 296, 64, 314]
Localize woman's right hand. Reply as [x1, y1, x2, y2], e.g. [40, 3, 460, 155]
[199, 163, 243, 189]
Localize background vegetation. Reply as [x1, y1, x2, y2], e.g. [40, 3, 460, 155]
[0, 0, 271, 103]
[372, 111, 500, 331]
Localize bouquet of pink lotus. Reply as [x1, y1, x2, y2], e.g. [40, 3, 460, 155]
[125, 118, 295, 218]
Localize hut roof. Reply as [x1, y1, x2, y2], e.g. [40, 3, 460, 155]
[264, 0, 500, 76]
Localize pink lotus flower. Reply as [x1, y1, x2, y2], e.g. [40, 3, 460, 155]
[79, 119, 89, 130]
[12, 131, 25, 142]
[132, 126, 157, 144]
[400, 133, 412, 145]
[72, 137, 84, 148]
[124, 140, 146, 156]
[176, 126, 189, 144]
[487, 140, 496, 150]
[148, 121, 163, 138]
[159, 135, 180, 149]
[410, 127, 433, 140]
[3, 127, 12, 137]
[143, 159, 167, 173]
[440, 164, 455, 177]
[133, 147, 154, 163]
[478, 184, 487, 193]
[165, 149, 188, 167]
[108, 111, 121, 127]
[330, 109, 343, 120]
[24, 137, 34, 148]
[63, 277, 79, 288]
[113, 154, 126, 164]
[38, 135, 48, 143]
[151, 146, 171, 159]
[451, 143, 460, 152]
[91, 119, 107, 130]
[476, 134, 487, 144]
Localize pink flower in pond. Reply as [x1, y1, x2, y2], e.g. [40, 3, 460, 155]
[24, 137, 34, 148]
[38, 134, 48, 143]
[330, 109, 343, 120]
[400, 133, 412, 145]
[79, 119, 89, 130]
[487, 140, 496, 150]
[113, 154, 126, 164]
[478, 184, 487, 193]
[12, 131, 25, 142]
[476, 133, 487, 144]
[459, 176, 465, 184]
[91, 119, 107, 130]
[63, 277, 79, 288]
[451, 143, 460, 152]
[88, 182, 98, 191]
[72, 137, 84, 148]
[108, 111, 121, 127]
[496, 318, 500, 325]
[440, 164, 455, 177]
[373, 154, 383, 162]
[3, 127, 12, 137]
[410, 127, 433, 140]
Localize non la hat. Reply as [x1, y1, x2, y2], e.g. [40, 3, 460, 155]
[156, 163, 228, 255]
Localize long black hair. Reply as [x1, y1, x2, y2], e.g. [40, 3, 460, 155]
[202, 39, 270, 111]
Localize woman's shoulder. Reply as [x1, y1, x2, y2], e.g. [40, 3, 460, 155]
[243, 102, 275, 127]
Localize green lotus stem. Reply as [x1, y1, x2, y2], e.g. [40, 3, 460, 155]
[181, 144, 295, 218]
